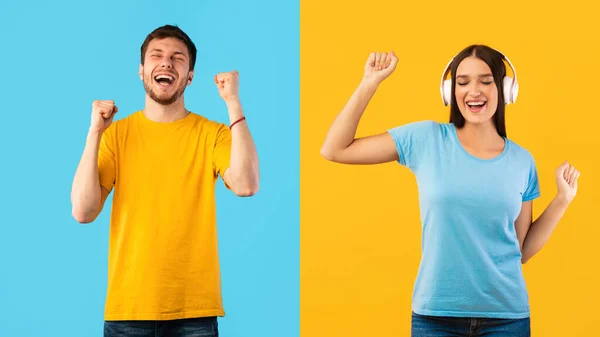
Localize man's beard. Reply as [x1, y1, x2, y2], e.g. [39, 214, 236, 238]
[143, 77, 187, 105]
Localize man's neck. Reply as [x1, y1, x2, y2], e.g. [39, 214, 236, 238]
[142, 95, 189, 122]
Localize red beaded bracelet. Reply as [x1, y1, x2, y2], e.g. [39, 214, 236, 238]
[230, 116, 246, 129]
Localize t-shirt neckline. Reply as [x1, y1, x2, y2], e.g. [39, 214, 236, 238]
[449, 123, 509, 163]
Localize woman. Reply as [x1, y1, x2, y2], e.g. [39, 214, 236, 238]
[320, 45, 580, 337]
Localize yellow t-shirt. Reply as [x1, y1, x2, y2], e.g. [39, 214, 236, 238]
[98, 110, 231, 321]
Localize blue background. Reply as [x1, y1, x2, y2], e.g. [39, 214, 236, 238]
[0, 1, 299, 336]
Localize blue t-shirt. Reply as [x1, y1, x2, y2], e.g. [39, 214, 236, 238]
[387, 120, 540, 319]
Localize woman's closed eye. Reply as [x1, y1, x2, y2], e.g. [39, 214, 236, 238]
[457, 81, 493, 86]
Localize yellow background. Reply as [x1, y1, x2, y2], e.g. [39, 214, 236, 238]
[300, 1, 600, 336]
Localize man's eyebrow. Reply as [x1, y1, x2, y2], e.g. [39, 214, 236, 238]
[149, 49, 187, 57]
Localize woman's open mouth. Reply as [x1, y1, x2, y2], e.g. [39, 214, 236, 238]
[466, 100, 486, 113]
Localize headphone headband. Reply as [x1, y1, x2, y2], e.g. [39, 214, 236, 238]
[440, 47, 518, 106]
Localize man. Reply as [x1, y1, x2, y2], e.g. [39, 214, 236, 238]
[70, 24, 259, 337]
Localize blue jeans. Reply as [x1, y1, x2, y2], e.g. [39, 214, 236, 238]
[411, 312, 530, 337]
[104, 316, 218, 337]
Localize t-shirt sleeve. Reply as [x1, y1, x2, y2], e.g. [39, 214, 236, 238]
[213, 123, 232, 183]
[522, 153, 541, 202]
[387, 120, 437, 171]
[98, 126, 117, 191]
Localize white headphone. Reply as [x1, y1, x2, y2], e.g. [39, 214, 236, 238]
[440, 48, 519, 106]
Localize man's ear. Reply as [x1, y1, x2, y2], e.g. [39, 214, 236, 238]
[139, 64, 144, 81]
[187, 70, 194, 86]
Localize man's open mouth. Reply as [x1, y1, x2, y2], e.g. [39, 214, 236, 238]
[154, 74, 175, 86]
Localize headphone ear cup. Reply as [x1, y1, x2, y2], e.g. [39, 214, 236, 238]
[443, 79, 452, 106]
[512, 80, 518, 104]
[503, 76, 517, 104]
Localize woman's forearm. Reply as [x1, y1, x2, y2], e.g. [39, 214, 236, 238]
[320, 79, 379, 159]
[521, 194, 570, 263]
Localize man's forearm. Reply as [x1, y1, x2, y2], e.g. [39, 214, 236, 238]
[71, 130, 103, 222]
[226, 98, 259, 196]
